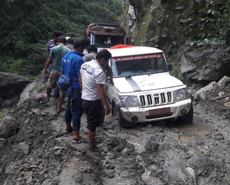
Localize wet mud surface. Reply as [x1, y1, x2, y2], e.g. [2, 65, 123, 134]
[0, 93, 230, 185]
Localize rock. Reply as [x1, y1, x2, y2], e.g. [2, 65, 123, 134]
[150, 4, 159, 14]
[17, 81, 36, 106]
[150, 165, 158, 172]
[104, 169, 115, 178]
[1, 95, 19, 107]
[0, 72, 29, 99]
[194, 82, 217, 101]
[128, 4, 136, 25]
[5, 162, 17, 174]
[121, 148, 129, 155]
[179, 46, 230, 83]
[180, 55, 196, 74]
[224, 102, 230, 109]
[0, 116, 19, 138]
[18, 142, 30, 155]
[217, 76, 230, 87]
[219, 92, 225, 98]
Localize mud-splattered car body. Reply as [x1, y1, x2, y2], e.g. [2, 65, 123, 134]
[105, 45, 193, 127]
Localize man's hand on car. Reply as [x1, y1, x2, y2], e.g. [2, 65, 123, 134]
[109, 79, 114, 86]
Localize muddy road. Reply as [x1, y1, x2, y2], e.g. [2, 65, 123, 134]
[0, 91, 230, 185]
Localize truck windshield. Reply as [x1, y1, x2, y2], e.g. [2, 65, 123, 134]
[92, 35, 125, 48]
[111, 54, 168, 77]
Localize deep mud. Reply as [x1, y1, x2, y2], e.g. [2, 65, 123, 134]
[1, 79, 230, 185]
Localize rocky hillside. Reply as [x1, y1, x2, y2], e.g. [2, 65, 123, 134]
[122, 0, 230, 86]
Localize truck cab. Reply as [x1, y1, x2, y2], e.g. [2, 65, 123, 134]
[86, 23, 126, 51]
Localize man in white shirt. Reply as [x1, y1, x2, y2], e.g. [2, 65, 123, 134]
[80, 49, 112, 152]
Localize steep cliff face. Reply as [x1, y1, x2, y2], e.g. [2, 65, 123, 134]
[122, 0, 230, 85]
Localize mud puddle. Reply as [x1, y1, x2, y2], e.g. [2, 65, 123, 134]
[176, 116, 210, 136]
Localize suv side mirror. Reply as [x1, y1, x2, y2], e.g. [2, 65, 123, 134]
[168, 64, 173, 71]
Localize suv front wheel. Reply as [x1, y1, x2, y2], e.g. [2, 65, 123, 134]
[113, 105, 135, 128]
[178, 104, 194, 124]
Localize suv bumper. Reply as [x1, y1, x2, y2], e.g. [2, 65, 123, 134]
[120, 99, 192, 123]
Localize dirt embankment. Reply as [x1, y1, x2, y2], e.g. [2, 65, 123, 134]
[0, 76, 230, 185]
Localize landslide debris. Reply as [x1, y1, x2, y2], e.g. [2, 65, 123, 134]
[1, 76, 230, 185]
[194, 76, 230, 120]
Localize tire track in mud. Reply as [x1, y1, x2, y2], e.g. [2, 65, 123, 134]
[1, 95, 230, 185]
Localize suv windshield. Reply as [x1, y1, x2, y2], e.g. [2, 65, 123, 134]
[111, 53, 168, 77]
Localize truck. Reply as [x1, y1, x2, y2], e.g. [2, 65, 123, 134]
[86, 23, 127, 51]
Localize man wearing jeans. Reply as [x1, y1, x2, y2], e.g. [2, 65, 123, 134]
[80, 49, 112, 151]
[61, 40, 86, 143]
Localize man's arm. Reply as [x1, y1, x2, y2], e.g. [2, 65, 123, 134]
[79, 74, 83, 90]
[44, 56, 53, 75]
[96, 84, 110, 115]
[106, 65, 114, 85]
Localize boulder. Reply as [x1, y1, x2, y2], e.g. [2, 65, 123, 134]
[217, 76, 230, 87]
[0, 116, 19, 138]
[1, 95, 19, 107]
[179, 46, 230, 83]
[194, 82, 217, 101]
[128, 4, 137, 33]
[128, 4, 136, 26]
[0, 72, 29, 99]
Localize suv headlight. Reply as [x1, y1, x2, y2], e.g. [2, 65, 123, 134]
[174, 88, 189, 101]
[119, 96, 140, 107]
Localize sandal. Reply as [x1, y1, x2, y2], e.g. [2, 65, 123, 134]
[65, 127, 73, 134]
[79, 137, 89, 143]
[72, 138, 81, 144]
[57, 107, 66, 113]
[42, 93, 50, 101]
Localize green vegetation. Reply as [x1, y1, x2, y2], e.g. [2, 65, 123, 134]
[0, 109, 8, 120]
[181, 0, 230, 47]
[0, 0, 123, 79]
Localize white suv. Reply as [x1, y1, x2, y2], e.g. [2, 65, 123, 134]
[105, 45, 193, 128]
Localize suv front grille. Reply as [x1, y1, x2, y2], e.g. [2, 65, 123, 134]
[140, 92, 173, 106]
